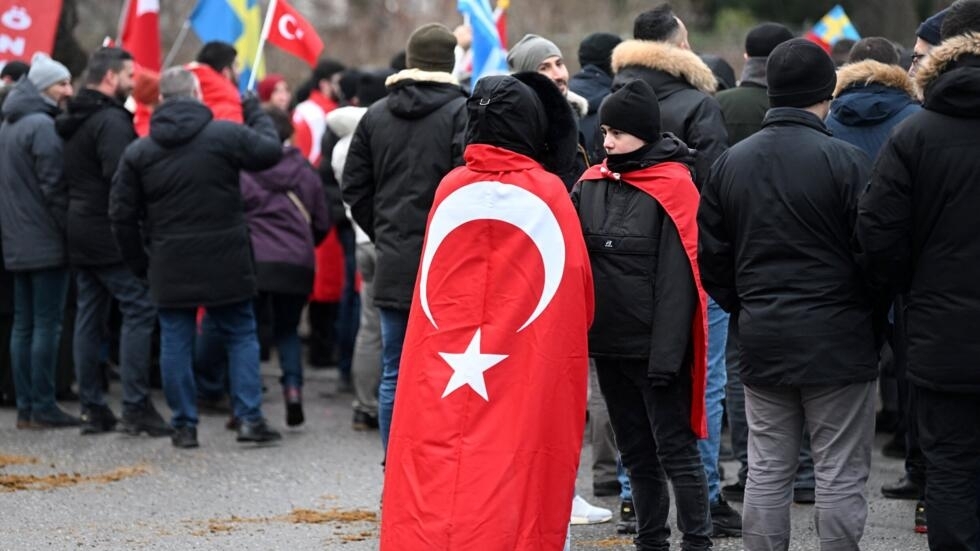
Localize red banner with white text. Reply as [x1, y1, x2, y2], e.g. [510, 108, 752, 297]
[0, 1, 63, 64]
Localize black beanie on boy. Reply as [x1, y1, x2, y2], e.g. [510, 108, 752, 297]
[599, 79, 661, 143]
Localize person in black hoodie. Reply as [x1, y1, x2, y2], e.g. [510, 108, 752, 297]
[699, 39, 876, 550]
[341, 23, 467, 455]
[574, 79, 712, 551]
[110, 67, 283, 449]
[855, 3, 980, 547]
[56, 47, 170, 438]
[569, 32, 622, 163]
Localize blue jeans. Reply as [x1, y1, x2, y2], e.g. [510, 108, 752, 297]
[699, 298, 728, 504]
[618, 457, 633, 501]
[11, 268, 69, 416]
[159, 300, 263, 428]
[73, 265, 156, 412]
[378, 306, 409, 454]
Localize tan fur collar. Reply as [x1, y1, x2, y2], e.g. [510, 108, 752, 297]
[834, 60, 916, 98]
[385, 68, 460, 87]
[611, 39, 717, 94]
[915, 32, 980, 95]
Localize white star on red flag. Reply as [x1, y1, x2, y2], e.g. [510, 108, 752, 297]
[439, 329, 508, 401]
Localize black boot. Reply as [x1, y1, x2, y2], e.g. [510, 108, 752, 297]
[80, 404, 118, 434]
[120, 400, 174, 437]
[237, 418, 282, 443]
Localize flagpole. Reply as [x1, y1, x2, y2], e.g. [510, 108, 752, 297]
[163, 21, 192, 68]
[247, 0, 279, 91]
[116, 0, 132, 40]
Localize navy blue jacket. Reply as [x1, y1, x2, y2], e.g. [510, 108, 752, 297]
[826, 60, 921, 161]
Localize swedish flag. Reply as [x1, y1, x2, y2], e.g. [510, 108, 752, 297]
[190, 0, 265, 92]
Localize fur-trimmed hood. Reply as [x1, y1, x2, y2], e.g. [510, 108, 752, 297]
[915, 32, 980, 116]
[835, 60, 916, 98]
[382, 68, 466, 120]
[611, 40, 717, 94]
[830, 60, 920, 128]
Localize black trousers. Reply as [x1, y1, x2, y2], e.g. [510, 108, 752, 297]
[916, 385, 980, 551]
[595, 358, 712, 551]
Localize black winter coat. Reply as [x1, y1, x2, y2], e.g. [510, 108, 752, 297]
[855, 35, 980, 393]
[341, 70, 467, 310]
[0, 78, 66, 271]
[572, 136, 698, 378]
[699, 108, 877, 387]
[57, 88, 137, 267]
[611, 40, 728, 189]
[109, 96, 282, 308]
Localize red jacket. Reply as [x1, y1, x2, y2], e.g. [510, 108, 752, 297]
[186, 62, 243, 123]
[292, 90, 337, 167]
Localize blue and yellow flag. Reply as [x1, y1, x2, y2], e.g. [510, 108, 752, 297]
[189, 0, 264, 92]
[806, 5, 861, 52]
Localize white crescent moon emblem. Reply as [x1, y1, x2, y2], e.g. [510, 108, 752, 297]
[420, 181, 566, 332]
[278, 14, 300, 40]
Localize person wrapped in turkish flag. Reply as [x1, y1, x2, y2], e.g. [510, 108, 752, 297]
[380, 72, 594, 550]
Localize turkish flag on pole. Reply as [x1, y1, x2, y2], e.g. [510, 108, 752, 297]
[0, 0, 63, 62]
[380, 144, 594, 550]
[119, 0, 161, 71]
[266, 0, 323, 67]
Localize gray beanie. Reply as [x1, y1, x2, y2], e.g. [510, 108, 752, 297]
[506, 34, 562, 73]
[28, 53, 70, 91]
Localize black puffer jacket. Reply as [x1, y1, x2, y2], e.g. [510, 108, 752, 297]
[341, 69, 467, 310]
[109, 95, 282, 308]
[855, 33, 980, 394]
[699, 108, 877, 387]
[572, 136, 697, 377]
[611, 40, 728, 188]
[57, 88, 137, 267]
[0, 78, 66, 271]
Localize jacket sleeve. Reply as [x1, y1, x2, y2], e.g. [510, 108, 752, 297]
[450, 98, 468, 168]
[854, 134, 912, 294]
[233, 94, 284, 172]
[697, 156, 738, 312]
[686, 97, 729, 189]
[96, 112, 137, 183]
[109, 147, 149, 278]
[648, 211, 697, 378]
[32, 119, 67, 230]
[319, 128, 348, 228]
[341, 111, 375, 242]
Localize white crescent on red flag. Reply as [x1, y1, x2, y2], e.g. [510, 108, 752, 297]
[0, 0, 63, 62]
[267, 0, 323, 67]
[380, 144, 594, 550]
[119, 0, 161, 71]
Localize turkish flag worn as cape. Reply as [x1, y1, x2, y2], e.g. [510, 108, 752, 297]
[581, 160, 708, 438]
[381, 144, 594, 550]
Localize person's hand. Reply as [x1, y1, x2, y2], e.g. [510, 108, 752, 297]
[453, 24, 472, 50]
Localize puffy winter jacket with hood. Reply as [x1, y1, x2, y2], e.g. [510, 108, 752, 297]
[110, 94, 282, 308]
[612, 40, 728, 188]
[827, 60, 921, 160]
[856, 32, 980, 393]
[341, 69, 467, 311]
[0, 78, 66, 271]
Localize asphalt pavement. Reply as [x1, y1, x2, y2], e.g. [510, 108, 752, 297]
[0, 364, 930, 550]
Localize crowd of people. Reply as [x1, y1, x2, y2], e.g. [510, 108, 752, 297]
[1, 0, 979, 549]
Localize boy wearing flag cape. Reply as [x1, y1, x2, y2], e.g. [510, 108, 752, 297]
[573, 79, 712, 551]
[380, 72, 594, 550]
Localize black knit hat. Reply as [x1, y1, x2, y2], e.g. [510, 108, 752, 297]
[767, 38, 836, 108]
[406, 23, 457, 74]
[578, 32, 622, 76]
[599, 79, 661, 143]
[917, 8, 949, 46]
[745, 23, 795, 58]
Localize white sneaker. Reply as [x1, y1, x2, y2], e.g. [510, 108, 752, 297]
[570, 494, 613, 525]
